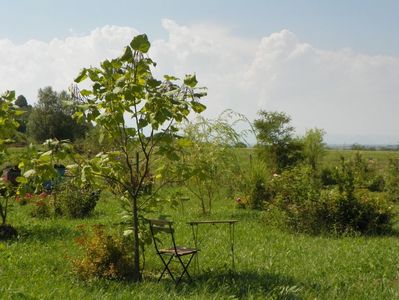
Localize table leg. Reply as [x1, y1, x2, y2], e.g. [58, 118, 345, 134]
[191, 224, 200, 273]
[229, 222, 235, 270]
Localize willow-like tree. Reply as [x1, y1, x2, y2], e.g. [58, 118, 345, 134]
[73, 34, 206, 281]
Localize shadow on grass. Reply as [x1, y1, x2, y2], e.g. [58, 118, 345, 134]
[16, 223, 76, 242]
[154, 270, 302, 299]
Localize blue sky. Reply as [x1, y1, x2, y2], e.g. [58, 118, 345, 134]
[1, 0, 398, 144]
[2, 0, 399, 55]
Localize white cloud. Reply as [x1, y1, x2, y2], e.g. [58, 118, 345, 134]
[0, 25, 138, 102]
[1, 20, 398, 143]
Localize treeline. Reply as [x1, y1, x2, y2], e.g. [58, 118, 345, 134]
[14, 86, 91, 145]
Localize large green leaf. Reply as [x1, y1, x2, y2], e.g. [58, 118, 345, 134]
[130, 34, 151, 53]
[184, 74, 198, 87]
[74, 68, 88, 83]
[120, 46, 133, 61]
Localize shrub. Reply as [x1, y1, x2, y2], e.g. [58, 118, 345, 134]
[55, 181, 100, 218]
[30, 193, 52, 218]
[367, 175, 385, 192]
[317, 188, 393, 234]
[235, 161, 274, 209]
[385, 159, 399, 202]
[320, 167, 337, 186]
[72, 225, 134, 280]
[272, 165, 321, 233]
[269, 163, 393, 235]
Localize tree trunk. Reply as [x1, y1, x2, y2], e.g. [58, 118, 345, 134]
[132, 195, 141, 281]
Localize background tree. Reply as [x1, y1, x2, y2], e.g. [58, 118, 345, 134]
[14, 94, 32, 134]
[27, 87, 90, 142]
[303, 128, 326, 171]
[15, 95, 28, 108]
[254, 110, 303, 172]
[73, 34, 206, 281]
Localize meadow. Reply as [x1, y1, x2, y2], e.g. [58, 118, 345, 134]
[1, 149, 399, 299]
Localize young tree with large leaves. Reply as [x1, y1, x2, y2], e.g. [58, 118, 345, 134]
[0, 91, 23, 238]
[73, 34, 206, 281]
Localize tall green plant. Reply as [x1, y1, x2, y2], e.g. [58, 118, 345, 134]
[0, 91, 22, 229]
[178, 110, 246, 214]
[303, 128, 325, 171]
[72, 34, 206, 281]
[254, 110, 303, 172]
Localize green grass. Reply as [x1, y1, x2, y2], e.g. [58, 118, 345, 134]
[2, 188, 399, 299]
[324, 149, 399, 169]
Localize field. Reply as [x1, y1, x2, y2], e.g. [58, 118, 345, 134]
[1, 149, 399, 299]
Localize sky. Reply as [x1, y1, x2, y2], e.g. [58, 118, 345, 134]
[0, 0, 398, 144]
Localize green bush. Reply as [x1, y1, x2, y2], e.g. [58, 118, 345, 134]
[30, 193, 52, 218]
[269, 164, 393, 234]
[272, 165, 321, 233]
[73, 225, 134, 280]
[320, 167, 337, 186]
[235, 161, 274, 209]
[385, 159, 399, 202]
[55, 182, 100, 218]
[367, 175, 385, 192]
[317, 189, 393, 234]
[248, 162, 273, 209]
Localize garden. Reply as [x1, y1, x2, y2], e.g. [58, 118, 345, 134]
[1, 34, 399, 299]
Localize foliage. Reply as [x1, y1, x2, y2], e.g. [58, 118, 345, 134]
[0, 90, 22, 229]
[238, 160, 273, 209]
[73, 225, 134, 280]
[72, 34, 206, 281]
[385, 159, 399, 202]
[269, 161, 394, 234]
[303, 128, 325, 171]
[27, 87, 90, 142]
[177, 110, 245, 214]
[254, 110, 303, 172]
[54, 181, 100, 218]
[30, 192, 52, 218]
[320, 166, 338, 186]
[15, 95, 28, 108]
[15, 95, 31, 134]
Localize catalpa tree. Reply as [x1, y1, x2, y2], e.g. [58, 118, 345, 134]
[73, 34, 206, 281]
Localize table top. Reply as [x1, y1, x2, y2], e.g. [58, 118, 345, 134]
[187, 220, 238, 225]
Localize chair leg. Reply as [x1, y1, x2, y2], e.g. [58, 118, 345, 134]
[158, 255, 175, 282]
[175, 253, 196, 285]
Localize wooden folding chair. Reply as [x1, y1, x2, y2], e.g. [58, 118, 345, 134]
[148, 219, 198, 284]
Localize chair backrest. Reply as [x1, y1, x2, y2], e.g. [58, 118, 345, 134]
[148, 219, 177, 253]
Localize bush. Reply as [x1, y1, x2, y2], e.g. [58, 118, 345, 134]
[55, 182, 100, 218]
[30, 193, 52, 218]
[367, 175, 385, 192]
[268, 164, 393, 235]
[272, 165, 321, 233]
[320, 167, 337, 186]
[72, 225, 134, 280]
[385, 159, 399, 202]
[235, 161, 274, 209]
[317, 189, 393, 234]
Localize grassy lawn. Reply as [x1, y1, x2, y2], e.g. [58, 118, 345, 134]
[1, 187, 399, 299]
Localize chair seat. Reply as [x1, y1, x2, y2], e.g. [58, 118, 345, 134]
[159, 246, 198, 256]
